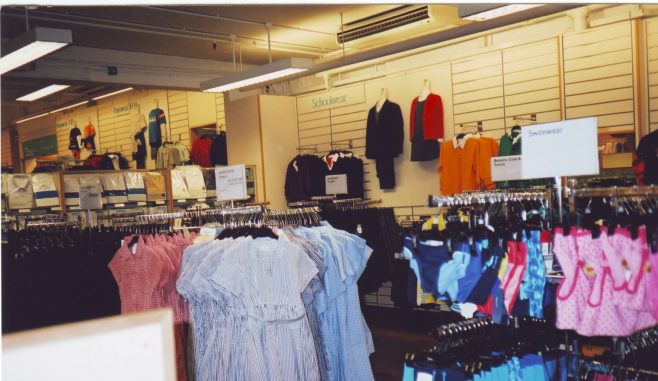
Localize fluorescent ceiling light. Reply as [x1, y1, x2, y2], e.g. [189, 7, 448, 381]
[463, 4, 542, 21]
[48, 100, 89, 114]
[92, 87, 134, 101]
[1, 27, 72, 75]
[201, 57, 312, 93]
[17, 84, 70, 101]
[16, 112, 49, 124]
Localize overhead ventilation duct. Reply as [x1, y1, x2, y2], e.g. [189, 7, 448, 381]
[336, 5, 465, 48]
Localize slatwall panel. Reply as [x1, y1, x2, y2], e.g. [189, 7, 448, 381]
[502, 39, 561, 129]
[215, 93, 226, 128]
[647, 17, 658, 133]
[297, 92, 372, 196]
[56, 124, 70, 156]
[2, 129, 12, 166]
[451, 52, 506, 134]
[167, 91, 190, 146]
[97, 102, 117, 153]
[563, 21, 635, 134]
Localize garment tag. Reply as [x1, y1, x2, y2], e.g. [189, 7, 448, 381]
[18, 209, 30, 213]
[356, 224, 363, 234]
[521, 210, 527, 221]
[484, 212, 489, 226]
[197, 198, 206, 202]
[137, 202, 146, 206]
[199, 227, 220, 239]
[115, 203, 125, 208]
[417, 373, 433, 381]
[131, 243, 138, 255]
[177, 199, 187, 203]
[424, 240, 443, 247]
[52, 206, 61, 211]
[155, 200, 165, 205]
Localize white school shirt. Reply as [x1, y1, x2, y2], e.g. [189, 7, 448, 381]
[101, 173, 128, 204]
[123, 172, 147, 202]
[63, 175, 81, 206]
[31, 173, 59, 207]
[179, 165, 206, 199]
[171, 168, 191, 199]
[8, 174, 34, 209]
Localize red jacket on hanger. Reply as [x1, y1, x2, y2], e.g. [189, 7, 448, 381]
[409, 93, 444, 141]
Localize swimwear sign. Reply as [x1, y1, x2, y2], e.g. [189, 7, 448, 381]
[490, 117, 600, 181]
[521, 117, 599, 179]
[297, 86, 365, 114]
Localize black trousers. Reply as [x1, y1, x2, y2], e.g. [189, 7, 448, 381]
[375, 157, 396, 189]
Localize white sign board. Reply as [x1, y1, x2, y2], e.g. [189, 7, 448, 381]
[521, 117, 599, 179]
[215, 164, 248, 201]
[325, 174, 348, 195]
[79, 183, 102, 210]
[491, 155, 523, 182]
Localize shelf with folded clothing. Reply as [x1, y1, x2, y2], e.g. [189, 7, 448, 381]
[58, 168, 173, 213]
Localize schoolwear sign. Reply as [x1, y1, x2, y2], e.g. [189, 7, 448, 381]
[297, 86, 365, 114]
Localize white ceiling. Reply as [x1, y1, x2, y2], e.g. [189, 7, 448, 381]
[1, 4, 575, 126]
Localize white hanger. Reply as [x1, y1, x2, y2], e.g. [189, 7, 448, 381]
[418, 79, 431, 102]
[376, 88, 388, 112]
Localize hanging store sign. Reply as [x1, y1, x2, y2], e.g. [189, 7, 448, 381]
[215, 164, 248, 201]
[325, 174, 348, 195]
[490, 117, 599, 181]
[22, 135, 58, 159]
[521, 117, 599, 179]
[297, 85, 365, 114]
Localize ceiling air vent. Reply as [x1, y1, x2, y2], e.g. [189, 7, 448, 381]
[336, 5, 464, 47]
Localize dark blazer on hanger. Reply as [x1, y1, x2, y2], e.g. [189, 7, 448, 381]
[365, 100, 404, 159]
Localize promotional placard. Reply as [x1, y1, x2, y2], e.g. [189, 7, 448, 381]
[79, 183, 102, 210]
[325, 174, 348, 195]
[521, 117, 599, 179]
[491, 155, 523, 182]
[215, 164, 248, 201]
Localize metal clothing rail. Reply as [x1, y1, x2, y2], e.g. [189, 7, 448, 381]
[568, 185, 658, 214]
[428, 187, 552, 208]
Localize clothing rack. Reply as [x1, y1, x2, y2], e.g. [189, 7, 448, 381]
[568, 185, 658, 214]
[264, 206, 322, 227]
[459, 121, 483, 133]
[332, 198, 382, 211]
[330, 140, 353, 150]
[428, 187, 552, 208]
[579, 360, 658, 378]
[513, 114, 537, 124]
[311, 195, 337, 201]
[288, 200, 320, 208]
[296, 146, 318, 154]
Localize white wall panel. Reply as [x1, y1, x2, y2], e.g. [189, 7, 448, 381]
[648, 17, 658, 132]
[564, 21, 635, 132]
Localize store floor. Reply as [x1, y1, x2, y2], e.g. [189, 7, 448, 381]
[370, 327, 437, 381]
[364, 306, 461, 381]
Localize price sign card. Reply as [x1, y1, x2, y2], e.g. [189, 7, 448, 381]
[215, 164, 248, 201]
[325, 174, 348, 195]
[79, 183, 102, 210]
[491, 155, 522, 182]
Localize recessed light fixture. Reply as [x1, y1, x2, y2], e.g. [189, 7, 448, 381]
[17, 84, 70, 102]
[463, 4, 542, 22]
[92, 87, 134, 101]
[201, 57, 313, 93]
[0, 27, 72, 75]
